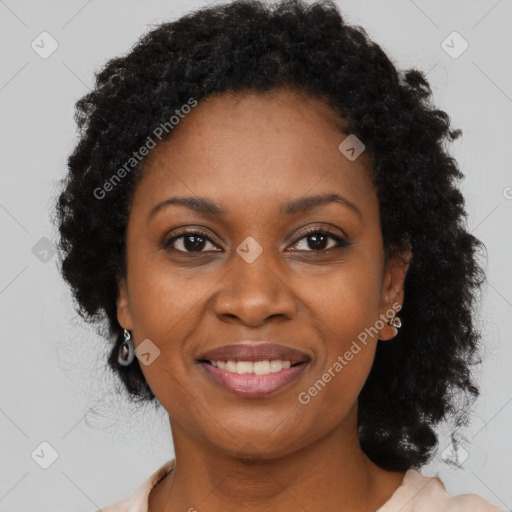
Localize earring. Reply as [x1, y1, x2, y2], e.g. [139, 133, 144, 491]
[388, 315, 402, 329]
[386, 313, 402, 339]
[118, 328, 135, 366]
[378, 307, 403, 341]
[382, 290, 402, 339]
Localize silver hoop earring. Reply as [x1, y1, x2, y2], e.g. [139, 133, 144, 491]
[118, 328, 135, 366]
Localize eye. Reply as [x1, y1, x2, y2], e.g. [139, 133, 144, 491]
[163, 229, 221, 253]
[288, 228, 350, 252]
[163, 227, 350, 254]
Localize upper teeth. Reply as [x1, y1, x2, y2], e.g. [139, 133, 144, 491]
[210, 360, 292, 375]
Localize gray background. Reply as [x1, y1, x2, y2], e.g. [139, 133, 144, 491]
[0, 0, 511, 510]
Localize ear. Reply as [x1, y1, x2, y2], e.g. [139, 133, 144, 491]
[116, 277, 133, 330]
[378, 244, 412, 341]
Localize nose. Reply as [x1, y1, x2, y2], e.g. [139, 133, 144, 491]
[212, 249, 297, 327]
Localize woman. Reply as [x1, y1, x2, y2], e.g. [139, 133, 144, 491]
[52, 1, 504, 510]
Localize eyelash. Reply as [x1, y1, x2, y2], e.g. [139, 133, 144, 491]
[163, 226, 350, 254]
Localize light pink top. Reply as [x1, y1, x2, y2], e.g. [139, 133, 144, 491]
[97, 459, 505, 511]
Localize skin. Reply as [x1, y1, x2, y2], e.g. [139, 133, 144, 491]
[116, 88, 413, 512]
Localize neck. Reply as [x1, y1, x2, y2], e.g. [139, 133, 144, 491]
[149, 405, 406, 512]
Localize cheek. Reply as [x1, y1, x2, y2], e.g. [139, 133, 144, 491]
[126, 249, 217, 341]
[300, 258, 382, 347]
[297, 313, 378, 431]
[296, 257, 381, 402]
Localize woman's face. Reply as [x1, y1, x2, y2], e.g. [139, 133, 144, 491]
[117, 88, 410, 459]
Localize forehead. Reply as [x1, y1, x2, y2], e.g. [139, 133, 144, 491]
[133, 88, 377, 219]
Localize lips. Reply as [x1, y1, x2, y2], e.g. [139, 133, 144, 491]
[197, 342, 310, 365]
[196, 342, 311, 398]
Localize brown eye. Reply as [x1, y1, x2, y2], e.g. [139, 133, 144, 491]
[289, 229, 350, 252]
[163, 230, 221, 253]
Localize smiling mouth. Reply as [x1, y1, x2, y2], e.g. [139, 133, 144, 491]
[197, 358, 310, 398]
[195, 342, 311, 397]
[198, 359, 306, 375]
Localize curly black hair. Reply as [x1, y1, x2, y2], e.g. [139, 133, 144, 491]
[51, 0, 487, 471]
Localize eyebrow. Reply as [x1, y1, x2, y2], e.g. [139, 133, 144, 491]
[148, 192, 362, 220]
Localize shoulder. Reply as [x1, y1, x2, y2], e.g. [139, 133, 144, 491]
[377, 468, 505, 512]
[95, 459, 176, 512]
[442, 492, 507, 511]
